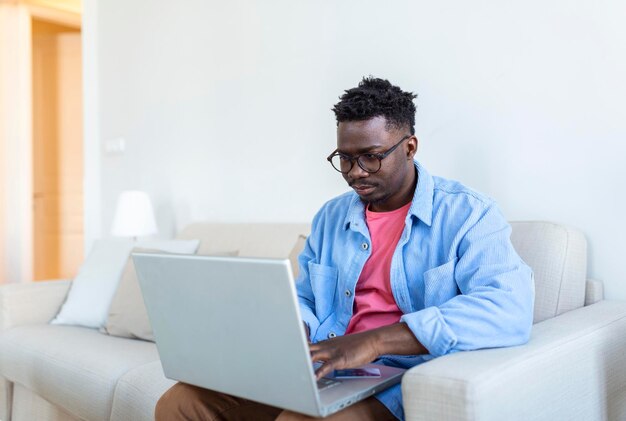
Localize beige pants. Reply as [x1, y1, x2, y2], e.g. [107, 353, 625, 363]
[155, 382, 396, 421]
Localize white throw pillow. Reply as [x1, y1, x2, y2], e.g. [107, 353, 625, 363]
[51, 238, 200, 328]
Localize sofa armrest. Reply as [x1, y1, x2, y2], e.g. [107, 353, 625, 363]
[402, 300, 626, 421]
[0, 280, 71, 331]
[585, 278, 604, 306]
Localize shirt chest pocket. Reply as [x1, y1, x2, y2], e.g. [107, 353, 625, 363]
[308, 262, 338, 322]
[423, 258, 459, 308]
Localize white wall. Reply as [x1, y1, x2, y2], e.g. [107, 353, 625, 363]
[86, 0, 626, 298]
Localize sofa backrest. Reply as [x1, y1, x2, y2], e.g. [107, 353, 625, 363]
[177, 221, 588, 325]
[510, 221, 587, 323]
[176, 222, 311, 274]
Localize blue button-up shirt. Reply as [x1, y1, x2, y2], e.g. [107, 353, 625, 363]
[295, 161, 534, 420]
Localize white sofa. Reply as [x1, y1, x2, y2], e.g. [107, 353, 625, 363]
[0, 223, 310, 421]
[1, 221, 625, 421]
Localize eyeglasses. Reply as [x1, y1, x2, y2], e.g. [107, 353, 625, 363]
[326, 134, 411, 174]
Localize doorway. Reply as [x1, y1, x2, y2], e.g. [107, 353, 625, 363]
[1, 1, 82, 284]
[32, 18, 83, 280]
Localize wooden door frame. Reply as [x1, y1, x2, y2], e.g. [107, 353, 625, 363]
[0, 0, 83, 283]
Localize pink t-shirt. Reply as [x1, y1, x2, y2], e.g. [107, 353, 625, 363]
[344, 201, 411, 335]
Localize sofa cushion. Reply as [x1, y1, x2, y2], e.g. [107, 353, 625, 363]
[51, 239, 200, 329]
[0, 324, 159, 421]
[12, 382, 81, 421]
[110, 360, 176, 421]
[104, 251, 160, 341]
[104, 248, 238, 342]
[510, 221, 587, 323]
[176, 223, 310, 261]
[50, 239, 136, 328]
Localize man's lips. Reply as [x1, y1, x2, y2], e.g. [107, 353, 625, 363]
[351, 184, 376, 195]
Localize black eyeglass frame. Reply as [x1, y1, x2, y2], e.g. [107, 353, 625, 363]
[326, 134, 412, 174]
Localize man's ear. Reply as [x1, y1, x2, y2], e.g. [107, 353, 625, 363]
[407, 136, 418, 159]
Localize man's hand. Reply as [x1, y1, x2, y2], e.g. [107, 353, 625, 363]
[309, 330, 379, 379]
[309, 323, 427, 379]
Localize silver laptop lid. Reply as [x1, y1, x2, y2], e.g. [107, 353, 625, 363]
[133, 253, 321, 416]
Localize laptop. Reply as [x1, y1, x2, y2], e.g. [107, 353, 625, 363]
[132, 253, 405, 417]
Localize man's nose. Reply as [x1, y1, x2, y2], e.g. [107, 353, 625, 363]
[347, 160, 369, 179]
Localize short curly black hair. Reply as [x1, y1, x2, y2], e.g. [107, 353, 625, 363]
[332, 77, 417, 134]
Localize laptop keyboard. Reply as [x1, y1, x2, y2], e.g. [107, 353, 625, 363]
[317, 377, 340, 391]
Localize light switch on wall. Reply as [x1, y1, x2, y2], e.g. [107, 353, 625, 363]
[104, 137, 126, 155]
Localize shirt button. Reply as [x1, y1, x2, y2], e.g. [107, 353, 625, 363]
[361, 242, 369, 250]
[344, 290, 351, 297]
[328, 332, 336, 339]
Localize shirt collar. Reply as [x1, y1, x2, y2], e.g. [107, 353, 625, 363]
[409, 160, 434, 226]
[344, 160, 434, 230]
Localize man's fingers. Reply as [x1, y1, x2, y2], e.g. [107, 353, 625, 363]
[308, 342, 323, 352]
[315, 361, 335, 379]
[310, 347, 332, 364]
[310, 346, 338, 379]
[309, 331, 381, 380]
[309, 341, 333, 358]
[311, 347, 352, 379]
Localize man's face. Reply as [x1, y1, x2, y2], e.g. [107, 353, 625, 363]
[336, 116, 417, 212]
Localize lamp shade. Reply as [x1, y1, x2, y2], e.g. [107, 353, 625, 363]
[111, 190, 158, 238]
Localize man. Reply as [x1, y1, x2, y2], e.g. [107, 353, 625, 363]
[156, 77, 534, 420]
